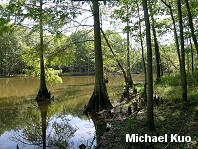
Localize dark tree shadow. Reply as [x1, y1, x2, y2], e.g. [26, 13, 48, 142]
[90, 113, 106, 144]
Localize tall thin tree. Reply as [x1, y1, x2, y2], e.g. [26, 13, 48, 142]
[149, 0, 162, 82]
[143, 0, 155, 131]
[136, 0, 147, 102]
[126, 5, 133, 87]
[161, 0, 182, 75]
[177, 0, 187, 101]
[184, 0, 198, 55]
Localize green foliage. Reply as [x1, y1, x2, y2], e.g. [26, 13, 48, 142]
[118, 118, 151, 149]
[69, 30, 95, 73]
[18, 28, 76, 83]
[159, 74, 181, 86]
[155, 73, 198, 102]
[6, 0, 82, 33]
[101, 30, 126, 73]
[159, 72, 198, 87]
[47, 35, 76, 68]
[106, 99, 198, 149]
[45, 68, 62, 84]
[0, 25, 25, 75]
[186, 72, 198, 86]
[21, 46, 40, 76]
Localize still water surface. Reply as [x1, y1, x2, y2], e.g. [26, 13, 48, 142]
[0, 76, 95, 99]
[0, 75, 126, 149]
[0, 75, 144, 149]
[0, 76, 99, 149]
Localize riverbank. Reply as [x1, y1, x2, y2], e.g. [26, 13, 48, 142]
[93, 74, 198, 149]
[94, 97, 197, 149]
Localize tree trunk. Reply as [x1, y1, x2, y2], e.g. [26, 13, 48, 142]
[36, 0, 50, 101]
[185, 0, 198, 55]
[87, 0, 113, 113]
[151, 23, 161, 82]
[143, 0, 155, 131]
[151, 21, 161, 82]
[187, 49, 190, 73]
[160, 57, 163, 76]
[136, 0, 147, 102]
[190, 38, 194, 74]
[161, 0, 182, 75]
[177, 0, 187, 101]
[126, 17, 133, 86]
[161, 0, 188, 101]
[149, 0, 161, 83]
[186, 38, 190, 73]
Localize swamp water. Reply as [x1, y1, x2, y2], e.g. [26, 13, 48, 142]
[0, 75, 144, 148]
[0, 75, 126, 149]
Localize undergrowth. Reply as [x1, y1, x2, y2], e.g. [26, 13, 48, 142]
[101, 103, 198, 149]
[155, 73, 198, 104]
[98, 73, 198, 149]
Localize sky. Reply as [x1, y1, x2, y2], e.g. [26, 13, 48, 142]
[1, 0, 173, 47]
[69, 1, 173, 45]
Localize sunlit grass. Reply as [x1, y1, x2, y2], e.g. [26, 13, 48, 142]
[154, 73, 198, 103]
[154, 85, 182, 101]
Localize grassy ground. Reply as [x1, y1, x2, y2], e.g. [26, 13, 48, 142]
[94, 73, 198, 149]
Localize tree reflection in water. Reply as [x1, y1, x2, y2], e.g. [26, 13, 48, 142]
[10, 101, 77, 149]
[90, 113, 106, 144]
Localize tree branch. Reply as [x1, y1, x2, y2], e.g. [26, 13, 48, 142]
[100, 28, 128, 83]
[161, 0, 171, 9]
[48, 39, 94, 59]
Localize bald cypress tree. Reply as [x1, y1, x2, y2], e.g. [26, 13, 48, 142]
[36, 0, 50, 101]
[87, 0, 113, 113]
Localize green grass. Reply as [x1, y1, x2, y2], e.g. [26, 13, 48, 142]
[100, 101, 198, 149]
[154, 73, 198, 104]
[97, 73, 198, 149]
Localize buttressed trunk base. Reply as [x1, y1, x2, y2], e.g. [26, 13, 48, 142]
[87, 74, 113, 113]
